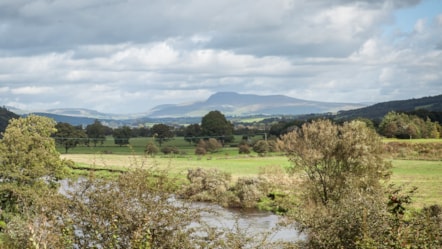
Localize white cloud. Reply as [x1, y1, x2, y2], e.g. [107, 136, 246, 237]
[11, 86, 54, 95]
[0, 0, 440, 113]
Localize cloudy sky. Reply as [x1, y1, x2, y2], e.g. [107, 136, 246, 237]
[0, 0, 441, 114]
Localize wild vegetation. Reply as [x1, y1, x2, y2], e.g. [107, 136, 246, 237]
[0, 107, 441, 248]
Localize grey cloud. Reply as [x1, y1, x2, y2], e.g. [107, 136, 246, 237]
[0, 0, 410, 57]
[0, 0, 440, 113]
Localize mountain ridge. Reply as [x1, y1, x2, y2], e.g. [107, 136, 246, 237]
[146, 92, 365, 117]
[4, 92, 441, 126]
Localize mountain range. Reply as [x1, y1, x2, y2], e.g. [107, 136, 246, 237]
[146, 92, 365, 118]
[4, 92, 442, 126]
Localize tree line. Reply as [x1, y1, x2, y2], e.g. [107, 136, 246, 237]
[52, 110, 235, 153]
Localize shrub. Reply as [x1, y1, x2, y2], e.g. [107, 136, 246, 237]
[161, 145, 179, 155]
[253, 140, 269, 156]
[182, 168, 233, 206]
[230, 177, 269, 208]
[238, 144, 251, 154]
[144, 142, 159, 156]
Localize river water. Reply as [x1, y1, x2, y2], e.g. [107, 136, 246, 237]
[59, 179, 303, 244]
[190, 201, 303, 243]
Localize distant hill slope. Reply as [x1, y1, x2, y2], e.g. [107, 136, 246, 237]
[0, 107, 19, 134]
[147, 92, 365, 117]
[335, 94, 442, 121]
[29, 112, 99, 127]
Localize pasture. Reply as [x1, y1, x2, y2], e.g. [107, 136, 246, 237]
[58, 136, 442, 208]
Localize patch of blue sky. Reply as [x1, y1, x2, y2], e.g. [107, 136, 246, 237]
[383, 0, 442, 36]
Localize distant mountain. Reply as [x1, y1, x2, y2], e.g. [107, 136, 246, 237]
[29, 112, 100, 127]
[335, 94, 442, 121]
[147, 92, 365, 117]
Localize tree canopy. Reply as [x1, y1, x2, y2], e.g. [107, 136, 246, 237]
[280, 119, 391, 205]
[0, 115, 69, 231]
[54, 122, 87, 153]
[379, 111, 440, 139]
[0, 115, 67, 185]
[113, 126, 132, 146]
[201, 110, 234, 143]
[85, 119, 107, 146]
[151, 123, 174, 146]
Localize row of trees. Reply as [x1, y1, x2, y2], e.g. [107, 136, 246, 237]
[379, 111, 440, 139]
[52, 110, 235, 153]
[267, 111, 441, 139]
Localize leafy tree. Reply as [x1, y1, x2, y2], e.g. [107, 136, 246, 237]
[184, 123, 202, 144]
[131, 126, 150, 137]
[113, 126, 132, 146]
[54, 122, 87, 153]
[379, 111, 440, 139]
[0, 115, 68, 230]
[85, 119, 106, 146]
[280, 119, 391, 206]
[201, 110, 234, 143]
[151, 123, 174, 147]
[280, 119, 393, 248]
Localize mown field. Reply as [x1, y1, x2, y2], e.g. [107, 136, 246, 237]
[59, 136, 442, 208]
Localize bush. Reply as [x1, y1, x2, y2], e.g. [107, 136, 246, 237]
[144, 142, 159, 156]
[253, 140, 269, 156]
[238, 144, 251, 154]
[161, 145, 179, 155]
[230, 177, 269, 208]
[195, 146, 207, 155]
[182, 168, 233, 206]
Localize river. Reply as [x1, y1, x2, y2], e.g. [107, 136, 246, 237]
[59, 179, 303, 244]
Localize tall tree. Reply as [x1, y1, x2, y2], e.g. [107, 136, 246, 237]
[201, 110, 234, 143]
[280, 119, 391, 206]
[54, 122, 87, 153]
[184, 123, 202, 144]
[279, 119, 393, 248]
[85, 120, 107, 146]
[0, 115, 68, 229]
[151, 123, 174, 147]
[113, 126, 132, 146]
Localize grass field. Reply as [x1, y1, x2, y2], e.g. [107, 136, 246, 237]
[58, 136, 442, 208]
[390, 159, 442, 208]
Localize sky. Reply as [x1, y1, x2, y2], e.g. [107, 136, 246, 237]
[0, 0, 441, 114]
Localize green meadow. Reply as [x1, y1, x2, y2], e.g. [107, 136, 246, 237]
[59, 136, 442, 208]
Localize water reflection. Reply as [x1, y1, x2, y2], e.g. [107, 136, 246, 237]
[59, 179, 303, 243]
[191, 202, 303, 243]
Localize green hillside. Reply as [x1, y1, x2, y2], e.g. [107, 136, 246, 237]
[335, 94, 442, 121]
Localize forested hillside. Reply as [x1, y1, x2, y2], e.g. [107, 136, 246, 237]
[0, 107, 19, 134]
[335, 94, 442, 121]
